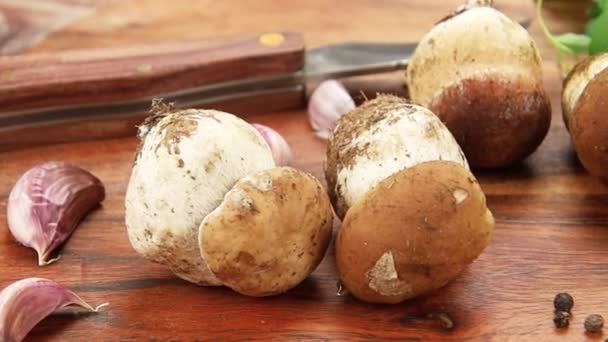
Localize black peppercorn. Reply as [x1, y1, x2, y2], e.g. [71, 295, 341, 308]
[553, 292, 574, 312]
[553, 311, 570, 328]
[584, 314, 604, 333]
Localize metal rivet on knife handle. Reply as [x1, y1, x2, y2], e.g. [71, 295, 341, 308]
[259, 33, 285, 47]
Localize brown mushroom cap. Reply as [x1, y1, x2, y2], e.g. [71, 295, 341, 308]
[569, 68, 608, 178]
[199, 167, 334, 296]
[428, 73, 551, 168]
[336, 160, 494, 304]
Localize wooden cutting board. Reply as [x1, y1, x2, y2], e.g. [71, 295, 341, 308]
[1, 0, 607, 341]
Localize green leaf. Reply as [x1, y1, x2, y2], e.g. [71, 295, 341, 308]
[588, 1, 602, 18]
[588, 0, 607, 19]
[554, 33, 591, 54]
[586, 5, 608, 54]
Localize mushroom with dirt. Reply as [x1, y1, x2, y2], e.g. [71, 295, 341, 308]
[406, 0, 551, 168]
[125, 102, 333, 296]
[562, 53, 608, 178]
[325, 95, 494, 304]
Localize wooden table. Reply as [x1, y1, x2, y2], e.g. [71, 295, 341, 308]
[1, 0, 606, 341]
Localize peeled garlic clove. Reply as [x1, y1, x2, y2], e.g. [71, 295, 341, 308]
[0, 278, 108, 341]
[7, 162, 105, 266]
[252, 123, 293, 166]
[307, 80, 356, 139]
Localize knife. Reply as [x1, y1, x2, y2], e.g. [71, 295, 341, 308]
[0, 20, 529, 151]
[0, 31, 414, 150]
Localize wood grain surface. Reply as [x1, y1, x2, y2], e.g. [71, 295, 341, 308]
[1, 0, 607, 341]
[0, 0, 108, 55]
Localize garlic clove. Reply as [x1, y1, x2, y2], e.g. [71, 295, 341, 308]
[252, 123, 293, 166]
[0, 278, 108, 342]
[307, 80, 356, 139]
[7, 162, 105, 266]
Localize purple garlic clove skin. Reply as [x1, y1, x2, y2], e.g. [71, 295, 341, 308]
[307, 80, 356, 140]
[6, 162, 105, 266]
[252, 123, 293, 166]
[0, 278, 108, 342]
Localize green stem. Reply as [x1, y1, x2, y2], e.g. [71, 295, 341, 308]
[536, 0, 574, 54]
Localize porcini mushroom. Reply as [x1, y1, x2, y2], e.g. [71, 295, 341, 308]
[326, 95, 494, 303]
[406, 1, 551, 168]
[125, 103, 333, 295]
[562, 53, 608, 178]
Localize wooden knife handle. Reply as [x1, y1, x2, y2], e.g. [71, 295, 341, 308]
[0, 32, 305, 112]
